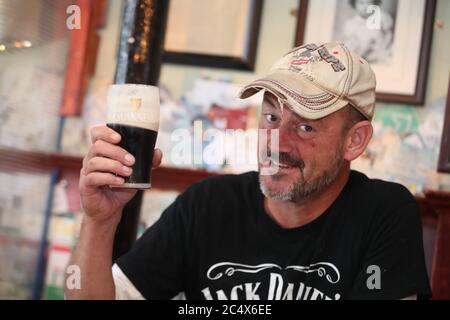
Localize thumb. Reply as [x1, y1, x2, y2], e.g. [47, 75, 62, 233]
[152, 148, 163, 168]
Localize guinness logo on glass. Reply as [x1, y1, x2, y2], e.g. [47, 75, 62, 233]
[130, 97, 142, 111]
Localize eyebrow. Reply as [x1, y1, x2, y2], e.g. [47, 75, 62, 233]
[263, 95, 281, 109]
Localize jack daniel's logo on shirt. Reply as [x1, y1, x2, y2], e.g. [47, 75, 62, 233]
[201, 262, 341, 300]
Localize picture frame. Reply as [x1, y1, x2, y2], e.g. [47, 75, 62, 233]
[163, 0, 263, 71]
[294, 0, 436, 105]
[438, 78, 450, 173]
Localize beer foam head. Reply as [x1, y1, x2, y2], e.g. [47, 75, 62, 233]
[107, 84, 160, 131]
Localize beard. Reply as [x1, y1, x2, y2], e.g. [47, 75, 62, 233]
[259, 146, 344, 203]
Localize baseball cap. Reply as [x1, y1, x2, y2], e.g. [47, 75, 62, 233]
[239, 42, 376, 120]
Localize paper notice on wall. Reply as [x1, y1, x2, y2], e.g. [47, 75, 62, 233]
[44, 244, 71, 300]
[0, 40, 69, 152]
[52, 180, 69, 214]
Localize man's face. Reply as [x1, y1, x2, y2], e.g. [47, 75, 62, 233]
[258, 92, 348, 202]
[354, 0, 376, 18]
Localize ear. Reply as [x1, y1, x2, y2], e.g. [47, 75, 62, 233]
[343, 121, 373, 161]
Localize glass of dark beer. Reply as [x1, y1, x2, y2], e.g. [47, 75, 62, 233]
[106, 84, 159, 189]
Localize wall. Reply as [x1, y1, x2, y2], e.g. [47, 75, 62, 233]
[77, 0, 450, 193]
[81, 0, 298, 99]
[71, 0, 450, 101]
[160, 0, 299, 98]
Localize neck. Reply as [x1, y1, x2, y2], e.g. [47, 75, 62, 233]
[264, 166, 351, 229]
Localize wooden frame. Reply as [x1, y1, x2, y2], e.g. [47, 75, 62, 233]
[295, 0, 436, 105]
[163, 0, 263, 70]
[424, 190, 450, 299]
[437, 78, 450, 173]
[60, 0, 107, 116]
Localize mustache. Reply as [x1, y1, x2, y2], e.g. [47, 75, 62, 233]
[267, 151, 305, 169]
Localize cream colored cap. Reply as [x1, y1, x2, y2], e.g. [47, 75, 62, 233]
[239, 42, 376, 120]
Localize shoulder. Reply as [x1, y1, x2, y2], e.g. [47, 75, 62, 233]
[349, 170, 417, 208]
[347, 170, 421, 233]
[345, 173, 431, 299]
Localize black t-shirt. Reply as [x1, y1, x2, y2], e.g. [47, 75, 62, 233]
[115, 170, 431, 300]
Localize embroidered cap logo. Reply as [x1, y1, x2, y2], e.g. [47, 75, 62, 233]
[292, 43, 347, 73]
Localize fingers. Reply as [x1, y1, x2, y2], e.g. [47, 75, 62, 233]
[84, 139, 135, 169]
[82, 172, 124, 188]
[152, 148, 163, 168]
[90, 125, 121, 144]
[83, 156, 133, 177]
[83, 127, 162, 188]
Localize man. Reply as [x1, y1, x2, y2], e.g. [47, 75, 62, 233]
[67, 42, 431, 300]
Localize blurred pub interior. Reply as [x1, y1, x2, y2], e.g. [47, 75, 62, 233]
[0, 0, 449, 299]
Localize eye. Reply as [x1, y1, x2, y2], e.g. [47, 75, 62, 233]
[298, 124, 314, 132]
[264, 113, 279, 123]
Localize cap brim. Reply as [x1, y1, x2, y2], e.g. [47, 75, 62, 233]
[239, 72, 349, 120]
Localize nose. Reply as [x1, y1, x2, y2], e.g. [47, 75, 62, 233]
[271, 123, 296, 154]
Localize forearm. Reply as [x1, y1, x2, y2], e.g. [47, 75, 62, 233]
[65, 212, 121, 300]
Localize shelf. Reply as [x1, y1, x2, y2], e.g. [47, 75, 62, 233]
[0, 146, 218, 192]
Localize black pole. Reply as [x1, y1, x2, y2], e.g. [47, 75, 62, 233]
[112, 0, 170, 261]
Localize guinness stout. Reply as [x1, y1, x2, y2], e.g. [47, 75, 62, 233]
[106, 84, 160, 189]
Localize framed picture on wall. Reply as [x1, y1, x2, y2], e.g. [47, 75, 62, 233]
[295, 0, 436, 104]
[438, 78, 450, 173]
[163, 0, 263, 70]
